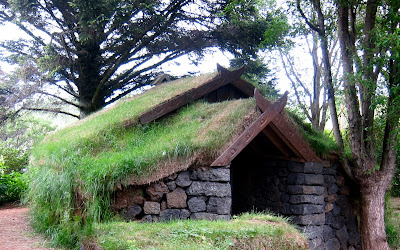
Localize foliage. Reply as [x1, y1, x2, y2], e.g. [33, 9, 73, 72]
[225, 1, 288, 101]
[25, 74, 259, 247]
[0, 157, 28, 204]
[0, 145, 28, 174]
[230, 57, 279, 99]
[391, 167, 400, 197]
[0, 113, 54, 203]
[90, 213, 307, 250]
[0, 0, 287, 118]
[0, 115, 55, 150]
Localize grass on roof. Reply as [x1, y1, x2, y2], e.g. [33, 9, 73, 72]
[286, 111, 339, 158]
[86, 213, 307, 250]
[25, 73, 259, 247]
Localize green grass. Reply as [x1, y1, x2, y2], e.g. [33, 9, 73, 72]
[25, 73, 260, 247]
[87, 213, 307, 250]
[286, 111, 339, 158]
[386, 197, 400, 249]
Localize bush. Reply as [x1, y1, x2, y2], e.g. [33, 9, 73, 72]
[0, 171, 27, 204]
[391, 168, 400, 197]
[0, 161, 28, 204]
[0, 146, 29, 174]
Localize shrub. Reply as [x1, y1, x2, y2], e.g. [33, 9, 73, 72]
[391, 168, 400, 197]
[0, 159, 28, 204]
[0, 146, 29, 174]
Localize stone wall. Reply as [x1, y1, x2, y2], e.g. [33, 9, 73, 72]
[111, 166, 232, 222]
[111, 160, 361, 250]
[322, 162, 361, 250]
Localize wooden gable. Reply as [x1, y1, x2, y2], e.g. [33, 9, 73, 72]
[139, 65, 321, 164]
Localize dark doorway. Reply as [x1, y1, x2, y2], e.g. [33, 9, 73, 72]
[230, 132, 290, 215]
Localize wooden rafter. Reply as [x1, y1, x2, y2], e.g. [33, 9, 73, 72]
[139, 66, 245, 124]
[211, 89, 288, 166]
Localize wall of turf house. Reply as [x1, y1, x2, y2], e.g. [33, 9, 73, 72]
[111, 159, 361, 250]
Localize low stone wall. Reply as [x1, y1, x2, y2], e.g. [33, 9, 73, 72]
[111, 160, 361, 250]
[111, 166, 232, 222]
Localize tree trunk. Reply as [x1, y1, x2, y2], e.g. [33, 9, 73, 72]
[77, 41, 104, 118]
[359, 174, 392, 250]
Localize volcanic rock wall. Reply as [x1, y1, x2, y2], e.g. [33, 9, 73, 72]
[112, 161, 361, 250]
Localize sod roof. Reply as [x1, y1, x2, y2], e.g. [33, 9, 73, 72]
[31, 66, 322, 200]
[31, 71, 261, 190]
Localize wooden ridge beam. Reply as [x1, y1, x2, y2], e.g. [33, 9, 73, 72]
[139, 66, 245, 124]
[211, 89, 288, 166]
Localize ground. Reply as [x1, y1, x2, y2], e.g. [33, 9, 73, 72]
[0, 199, 399, 250]
[0, 203, 54, 250]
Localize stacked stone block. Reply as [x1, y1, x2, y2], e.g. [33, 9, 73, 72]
[283, 162, 325, 249]
[112, 166, 232, 222]
[322, 162, 361, 250]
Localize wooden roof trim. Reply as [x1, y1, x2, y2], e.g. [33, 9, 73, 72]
[139, 66, 245, 124]
[254, 90, 321, 162]
[211, 89, 288, 166]
[217, 64, 255, 97]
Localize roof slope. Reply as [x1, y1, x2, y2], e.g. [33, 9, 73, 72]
[31, 73, 259, 189]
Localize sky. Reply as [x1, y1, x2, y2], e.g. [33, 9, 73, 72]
[0, 17, 296, 127]
[0, 20, 292, 91]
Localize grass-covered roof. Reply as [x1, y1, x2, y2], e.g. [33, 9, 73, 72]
[29, 73, 259, 214]
[32, 73, 260, 185]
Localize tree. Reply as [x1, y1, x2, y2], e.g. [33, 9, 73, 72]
[334, 1, 400, 248]
[226, 1, 289, 99]
[295, 0, 399, 248]
[296, 0, 346, 154]
[0, 0, 285, 118]
[279, 30, 342, 131]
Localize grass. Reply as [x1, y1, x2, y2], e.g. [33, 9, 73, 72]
[286, 111, 339, 158]
[25, 73, 260, 247]
[87, 213, 307, 250]
[386, 196, 400, 249]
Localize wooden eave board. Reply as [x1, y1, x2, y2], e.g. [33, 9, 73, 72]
[211, 90, 287, 166]
[139, 67, 245, 124]
[210, 82, 321, 166]
[254, 91, 321, 162]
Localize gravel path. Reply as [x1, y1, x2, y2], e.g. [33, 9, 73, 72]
[0, 203, 54, 250]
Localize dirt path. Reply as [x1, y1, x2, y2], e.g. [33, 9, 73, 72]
[0, 203, 54, 250]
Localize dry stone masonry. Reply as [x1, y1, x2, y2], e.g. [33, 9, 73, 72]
[112, 160, 361, 250]
[112, 167, 232, 223]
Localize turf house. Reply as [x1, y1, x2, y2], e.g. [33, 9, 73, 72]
[30, 65, 362, 249]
